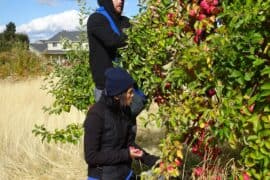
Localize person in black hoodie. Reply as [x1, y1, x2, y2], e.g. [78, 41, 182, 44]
[84, 67, 158, 180]
[87, 0, 130, 102]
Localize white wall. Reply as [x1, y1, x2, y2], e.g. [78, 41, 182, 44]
[47, 42, 63, 50]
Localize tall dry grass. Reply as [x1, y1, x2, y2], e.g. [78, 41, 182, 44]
[0, 78, 161, 180]
[0, 78, 86, 180]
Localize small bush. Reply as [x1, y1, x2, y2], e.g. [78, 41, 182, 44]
[0, 42, 49, 79]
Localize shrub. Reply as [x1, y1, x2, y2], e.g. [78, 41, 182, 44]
[0, 42, 48, 79]
[120, 0, 270, 178]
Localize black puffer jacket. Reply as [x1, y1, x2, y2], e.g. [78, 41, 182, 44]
[83, 96, 158, 179]
[87, 0, 130, 90]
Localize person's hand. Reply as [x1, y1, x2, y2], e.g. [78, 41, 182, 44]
[129, 146, 143, 159]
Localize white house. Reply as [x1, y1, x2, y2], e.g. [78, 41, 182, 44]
[30, 30, 88, 62]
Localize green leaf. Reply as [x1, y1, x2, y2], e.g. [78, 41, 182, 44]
[252, 58, 265, 67]
[264, 157, 270, 168]
[244, 72, 254, 81]
[251, 169, 262, 179]
[261, 82, 270, 90]
[248, 95, 258, 105]
[245, 156, 256, 167]
[250, 32, 263, 44]
[265, 141, 270, 149]
[247, 135, 258, 142]
[260, 83, 270, 97]
[228, 133, 237, 149]
[47, 134, 51, 143]
[260, 147, 270, 156]
[260, 90, 270, 97]
[230, 70, 242, 78]
[41, 135, 46, 143]
[259, 130, 270, 138]
[250, 151, 264, 160]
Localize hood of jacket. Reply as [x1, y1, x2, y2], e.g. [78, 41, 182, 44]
[98, 0, 121, 22]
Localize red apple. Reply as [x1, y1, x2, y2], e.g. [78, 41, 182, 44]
[167, 165, 174, 172]
[192, 145, 199, 153]
[198, 13, 206, 20]
[165, 82, 171, 89]
[189, 9, 196, 17]
[167, 13, 174, 21]
[159, 161, 164, 168]
[200, 0, 210, 11]
[194, 167, 204, 176]
[194, 35, 199, 44]
[167, 31, 174, 37]
[207, 88, 216, 97]
[243, 171, 250, 180]
[248, 103, 255, 113]
[175, 158, 182, 166]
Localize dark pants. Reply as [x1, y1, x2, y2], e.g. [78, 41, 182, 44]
[87, 169, 135, 180]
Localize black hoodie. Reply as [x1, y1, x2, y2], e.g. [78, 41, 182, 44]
[87, 0, 130, 90]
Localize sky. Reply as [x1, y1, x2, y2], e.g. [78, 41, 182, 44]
[0, 0, 140, 42]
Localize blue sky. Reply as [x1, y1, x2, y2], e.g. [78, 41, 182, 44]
[0, 0, 140, 42]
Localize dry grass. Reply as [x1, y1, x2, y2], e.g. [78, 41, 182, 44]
[0, 78, 86, 180]
[0, 78, 161, 180]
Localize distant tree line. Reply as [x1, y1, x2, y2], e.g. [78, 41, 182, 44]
[0, 22, 48, 79]
[0, 22, 29, 52]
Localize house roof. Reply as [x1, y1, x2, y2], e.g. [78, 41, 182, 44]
[30, 43, 47, 53]
[47, 30, 81, 42]
[29, 30, 87, 55]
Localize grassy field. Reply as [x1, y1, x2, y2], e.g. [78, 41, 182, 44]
[0, 78, 87, 180]
[0, 78, 161, 180]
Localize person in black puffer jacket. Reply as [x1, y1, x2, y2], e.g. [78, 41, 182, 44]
[87, 0, 130, 102]
[84, 67, 159, 180]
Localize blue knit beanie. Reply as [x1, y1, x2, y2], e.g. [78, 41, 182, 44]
[105, 67, 135, 96]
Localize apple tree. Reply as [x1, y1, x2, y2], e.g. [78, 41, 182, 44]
[120, 0, 270, 178]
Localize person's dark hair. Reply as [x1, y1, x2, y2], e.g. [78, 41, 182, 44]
[101, 89, 131, 115]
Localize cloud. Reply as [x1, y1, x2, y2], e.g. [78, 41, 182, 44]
[37, 0, 76, 6]
[0, 25, 5, 33]
[16, 10, 81, 42]
[37, 0, 57, 6]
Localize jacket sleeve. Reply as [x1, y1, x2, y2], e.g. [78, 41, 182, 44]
[126, 121, 159, 168]
[84, 111, 131, 166]
[87, 13, 128, 48]
[134, 144, 159, 168]
[119, 16, 131, 29]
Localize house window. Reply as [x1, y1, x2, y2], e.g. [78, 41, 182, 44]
[52, 42, 57, 47]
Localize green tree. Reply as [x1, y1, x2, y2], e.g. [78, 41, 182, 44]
[33, 0, 92, 144]
[120, 0, 270, 179]
[0, 22, 29, 52]
[0, 33, 6, 52]
[16, 33, 30, 48]
[4, 22, 16, 41]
